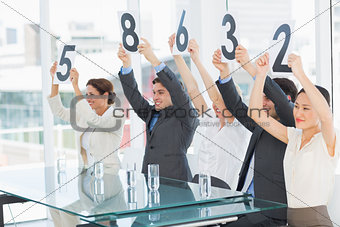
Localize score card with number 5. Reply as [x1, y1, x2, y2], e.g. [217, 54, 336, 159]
[54, 44, 76, 84]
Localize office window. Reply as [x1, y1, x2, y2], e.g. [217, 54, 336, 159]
[6, 28, 17, 44]
[49, 0, 128, 159]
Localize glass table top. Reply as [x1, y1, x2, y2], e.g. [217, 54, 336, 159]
[81, 197, 287, 227]
[0, 165, 248, 218]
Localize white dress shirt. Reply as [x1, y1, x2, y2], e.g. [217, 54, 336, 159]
[284, 127, 340, 208]
[47, 94, 124, 171]
[197, 112, 251, 190]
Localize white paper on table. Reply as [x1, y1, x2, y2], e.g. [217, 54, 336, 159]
[118, 11, 140, 54]
[220, 11, 240, 63]
[173, 9, 190, 55]
[268, 21, 295, 76]
[53, 44, 76, 85]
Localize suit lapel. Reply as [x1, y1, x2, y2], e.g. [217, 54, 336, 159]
[149, 111, 165, 140]
[237, 126, 263, 190]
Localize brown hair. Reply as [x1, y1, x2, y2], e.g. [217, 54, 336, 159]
[86, 78, 116, 105]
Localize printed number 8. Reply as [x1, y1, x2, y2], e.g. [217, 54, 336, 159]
[121, 13, 139, 52]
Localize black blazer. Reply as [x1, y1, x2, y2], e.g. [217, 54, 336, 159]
[119, 66, 199, 182]
[216, 76, 295, 220]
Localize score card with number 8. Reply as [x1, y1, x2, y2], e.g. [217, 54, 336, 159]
[118, 11, 140, 53]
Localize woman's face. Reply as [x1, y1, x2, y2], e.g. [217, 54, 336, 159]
[293, 92, 320, 130]
[86, 85, 108, 110]
[212, 103, 232, 121]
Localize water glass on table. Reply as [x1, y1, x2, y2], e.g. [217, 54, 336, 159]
[148, 164, 159, 191]
[199, 173, 211, 199]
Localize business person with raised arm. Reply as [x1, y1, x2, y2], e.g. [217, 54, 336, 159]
[248, 53, 339, 226]
[168, 34, 250, 190]
[117, 38, 199, 182]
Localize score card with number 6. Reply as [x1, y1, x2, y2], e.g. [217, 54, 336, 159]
[173, 9, 190, 55]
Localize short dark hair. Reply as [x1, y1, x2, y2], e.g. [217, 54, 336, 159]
[152, 77, 185, 90]
[298, 85, 330, 106]
[152, 77, 163, 85]
[273, 77, 298, 103]
[86, 78, 116, 105]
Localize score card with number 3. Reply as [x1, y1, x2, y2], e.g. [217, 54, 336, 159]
[220, 11, 239, 63]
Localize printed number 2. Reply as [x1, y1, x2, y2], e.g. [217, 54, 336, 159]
[272, 24, 292, 73]
[221, 14, 238, 60]
[57, 45, 75, 82]
[121, 13, 139, 52]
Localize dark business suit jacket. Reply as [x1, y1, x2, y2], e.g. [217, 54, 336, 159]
[119, 66, 199, 182]
[216, 76, 295, 221]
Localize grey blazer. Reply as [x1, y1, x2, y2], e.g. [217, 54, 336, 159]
[119, 66, 199, 182]
[216, 76, 295, 221]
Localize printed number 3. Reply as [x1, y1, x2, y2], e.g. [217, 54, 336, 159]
[221, 14, 238, 60]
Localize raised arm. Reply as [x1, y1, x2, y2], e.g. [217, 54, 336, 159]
[235, 45, 257, 77]
[248, 53, 288, 144]
[138, 38, 198, 127]
[236, 45, 295, 126]
[213, 49, 256, 132]
[47, 61, 72, 122]
[168, 34, 207, 116]
[188, 39, 226, 115]
[69, 68, 125, 130]
[288, 54, 336, 156]
[117, 44, 152, 122]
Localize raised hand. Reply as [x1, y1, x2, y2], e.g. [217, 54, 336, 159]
[50, 61, 58, 82]
[255, 53, 269, 77]
[288, 54, 304, 78]
[212, 49, 229, 79]
[188, 39, 200, 62]
[235, 45, 257, 77]
[137, 38, 160, 67]
[69, 68, 79, 88]
[117, 43, 131, 68]
[168, 33, 176, 54]
[235, 45, 252, 65]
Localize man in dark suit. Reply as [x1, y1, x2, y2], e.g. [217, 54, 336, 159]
[117, 39, 199, 182]
[213, 46, 297, 226]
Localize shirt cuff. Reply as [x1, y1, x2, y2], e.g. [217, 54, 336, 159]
[219, 76, 232, 84]
[121, 66, 132, 75]
[154, 62, 166, 73]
